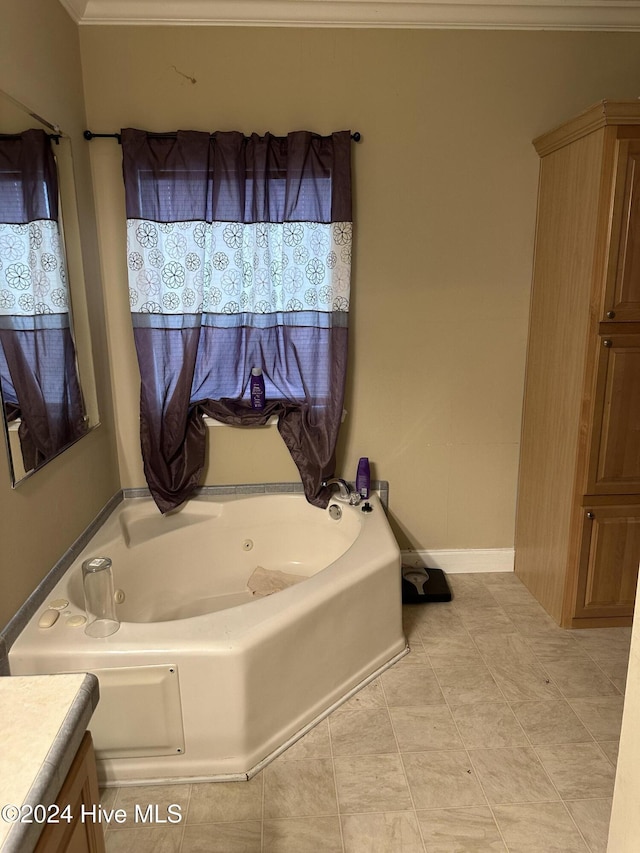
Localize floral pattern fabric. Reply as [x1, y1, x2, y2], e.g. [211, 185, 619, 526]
[120, 128, 352, 513]
[126, 219, 351, 317]
[0, 220, 68, 316]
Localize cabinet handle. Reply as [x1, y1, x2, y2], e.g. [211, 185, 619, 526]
[603, 339, 613, 348]
[586, 511, 595, 520]
[606, 310, 616, 319]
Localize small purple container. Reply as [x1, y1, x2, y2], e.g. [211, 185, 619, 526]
[250, 367, 265, 410]
[356, 457, 370, 499]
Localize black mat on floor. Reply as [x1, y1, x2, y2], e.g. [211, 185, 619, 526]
[401, 566, 452, 603]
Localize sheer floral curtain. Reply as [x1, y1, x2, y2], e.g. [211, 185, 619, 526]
[0, 129, 86, 472]
[121, 129, 352, 513]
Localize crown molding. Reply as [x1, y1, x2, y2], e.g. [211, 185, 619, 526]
[533, 99, 640, 156]
[57, 0, 640, 30]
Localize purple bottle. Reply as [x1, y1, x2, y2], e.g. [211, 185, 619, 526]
[356, 457, 370, 499]
[250, 367, 265, 410]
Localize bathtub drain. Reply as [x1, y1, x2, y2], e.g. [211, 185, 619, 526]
[242, 539, 254, 551]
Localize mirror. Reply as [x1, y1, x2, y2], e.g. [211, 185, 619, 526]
[0, 90, 99, 485]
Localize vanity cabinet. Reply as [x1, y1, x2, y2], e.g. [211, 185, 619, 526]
[35, 733, 105, 853]
[515, 101, 640, 628]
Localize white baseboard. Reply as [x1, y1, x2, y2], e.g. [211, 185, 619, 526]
[401, 548, 514, 574]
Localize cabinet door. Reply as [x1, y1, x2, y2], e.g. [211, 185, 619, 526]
[587, 333, 640, 494]
[35, 732, 105, 853]
[604, 139, 640, 321]
[575, 505, 640, 619]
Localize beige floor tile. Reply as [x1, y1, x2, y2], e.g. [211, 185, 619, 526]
[503, 605, 566, 638]
[448, 578, 497, 606]
[480, 572, 526, 587]
[417, 610, 470, 642]
[334, 679, 387, 714]
[114, 784, 192, 824]
[329, 709, 398, 756]
[390, 705, 464, 752]
[598, 740, 620, 767]
[595, 659, 629, 693]
[100, 786, 118, 810]
[433, 664, 503, 706]
[492, 802, 589, 852]
[569, 628, 631, 662]
[381, 665, 446, 707]
[472, 632, 539, 665]
[423, 634, 486, 668]
[565, 798, 612, 853]
[181, 821, 261, 852]
[454, 606, 517, 635]
[485, 659, 561, 702]
[542, 659, 620, 699]
[568, 696, 625, 741]
[263, 758, 337, 818]
[534, 742, 616, 799]
[334, 754, 413, 814]
[451, 702, 528, 749]
[447, 574, 488, 592]
[105, 827, 183, 853]
[524, 632, 589, 663]
[341, 811, 424, 853]
[509, 699, 592, 745]
[402, 627, 424, 647]
[187, 777, 262, 823]
[398, 644, 430, 666]
[278, 719, 332, 761]
[402, 750, 486, 810]
[403, 612, 426, 643]
[408, 602, 459, 628]
[468, 747, 558, 805]
[263, 816, 343, 852]
[486, 585, 539, 608]
[416, 806, 507, 852]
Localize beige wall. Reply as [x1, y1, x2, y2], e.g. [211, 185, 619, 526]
[0, 0, 119, 628]
[79, 25, 640, 552]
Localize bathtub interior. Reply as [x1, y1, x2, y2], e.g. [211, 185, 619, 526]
[66, 494, 362, 622]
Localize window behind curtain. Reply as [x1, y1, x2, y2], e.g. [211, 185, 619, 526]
[121, 129, 352, 513]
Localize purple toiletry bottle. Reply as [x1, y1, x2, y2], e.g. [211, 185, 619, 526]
[250, 367, 265, 410]
[356, 457, 370, 499]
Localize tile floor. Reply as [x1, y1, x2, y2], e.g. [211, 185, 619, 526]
[99, 572, 630, 852]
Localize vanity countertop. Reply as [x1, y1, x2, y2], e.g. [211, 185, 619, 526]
[0, 673, 99, 853]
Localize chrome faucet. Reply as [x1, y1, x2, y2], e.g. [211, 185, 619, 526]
[322, 478, 361, 505]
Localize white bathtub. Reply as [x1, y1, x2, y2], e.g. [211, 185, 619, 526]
[9, 492, 407, 784]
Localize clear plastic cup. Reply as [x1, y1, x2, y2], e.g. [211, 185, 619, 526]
[82, 557, 119, 638]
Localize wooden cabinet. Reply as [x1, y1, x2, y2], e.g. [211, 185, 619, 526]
[604, 140, 640, 322]
[515, 101, 640, 628]
[587, 332, 640, 495]
[575, 504, 640, 620]
[35, 732, 105, 853]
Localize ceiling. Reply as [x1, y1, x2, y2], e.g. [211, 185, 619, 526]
[57, 0, 640, 30]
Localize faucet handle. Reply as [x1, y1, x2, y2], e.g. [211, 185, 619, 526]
[322, 477, 361, 505]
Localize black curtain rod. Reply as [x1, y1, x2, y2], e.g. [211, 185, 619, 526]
[0, 132, 61, 144]
[84, 130, 362, 143]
